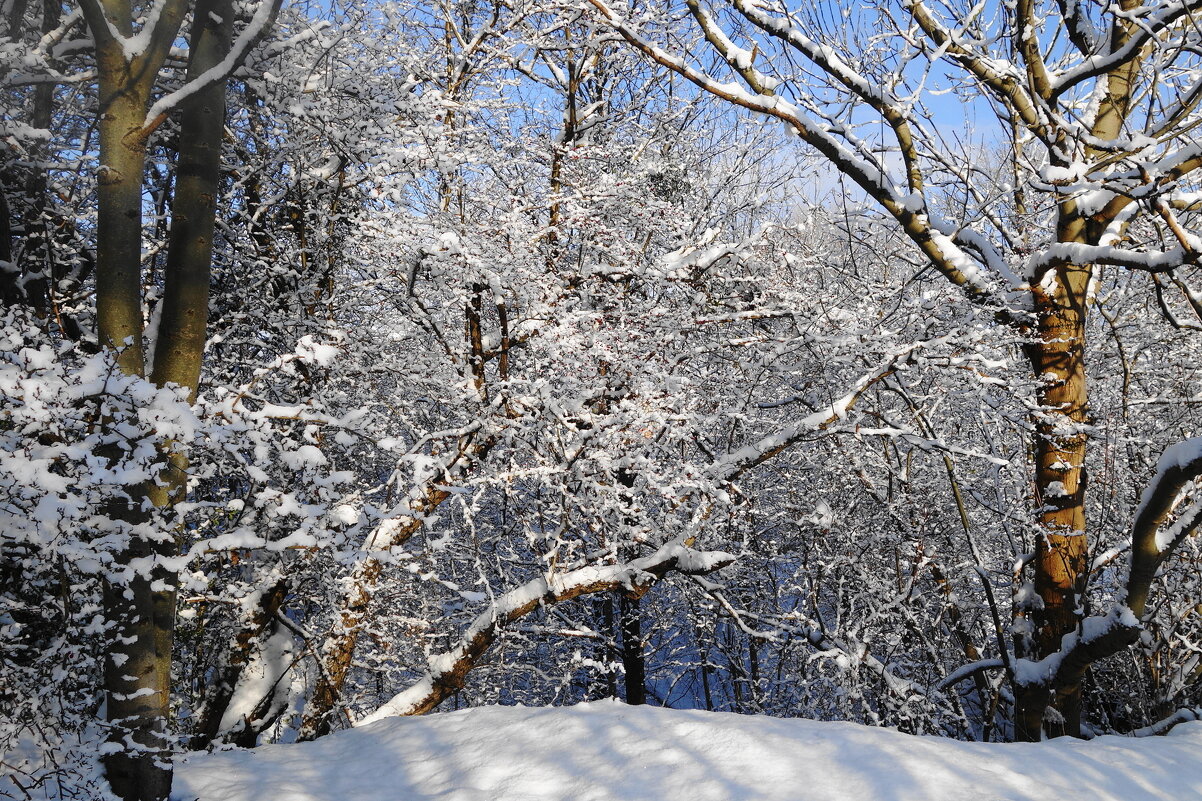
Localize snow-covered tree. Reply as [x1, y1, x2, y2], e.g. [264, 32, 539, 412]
[585, 0, 1202, 739]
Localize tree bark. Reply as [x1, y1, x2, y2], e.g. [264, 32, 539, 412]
[151, 0, 232, 399]
[619, 594, 646, 704]
[93, 61, 152, 375]
[1015, 262, 1093, 740]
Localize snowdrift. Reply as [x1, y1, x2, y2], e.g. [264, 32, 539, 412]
[173, 702, 1202, 801]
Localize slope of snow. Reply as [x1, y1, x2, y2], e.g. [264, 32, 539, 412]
[172, 702, 1202, 801]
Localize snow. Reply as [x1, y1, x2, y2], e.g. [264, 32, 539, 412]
[216, 628, 295, 736]
[173, 702, 1202, 801]
[901, 191, 924, 212]
[1044, 480, 1069, 497]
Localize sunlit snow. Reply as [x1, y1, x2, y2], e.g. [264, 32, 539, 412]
[173, 703, 1202, 801]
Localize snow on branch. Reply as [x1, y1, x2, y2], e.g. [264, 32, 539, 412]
[583, 0, 893, 198]
[1014, 606, 1142, 698]
[898, 0, 1043, 135]
[143, 0, 282, 128]
[1127, 437, 1202, 616]
[1025, 242, 1200, 277]
[727, 0, 928, 197]
[936, 658, 1006, 691]
[79, 0, 188, 76]
[356, 542, 735, 725]
[1130, 706, 1202, 737]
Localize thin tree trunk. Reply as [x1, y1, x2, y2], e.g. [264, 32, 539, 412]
[17, 0, 59, 317]
[0, 180, 12, 304]
[300, 558, 386, 739]
[0, 0, 54, 313]
[193, 578, 287, 748]
[298, 484, 454, 740]
[620, 594, 646, 705]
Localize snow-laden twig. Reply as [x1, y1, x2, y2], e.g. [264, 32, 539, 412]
[938, 658, 1006, 691]
[1130, 706, 1202, 737]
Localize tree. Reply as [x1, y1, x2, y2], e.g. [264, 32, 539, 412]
[585, 0, 1202, 739]
[37, 2, 279, 797]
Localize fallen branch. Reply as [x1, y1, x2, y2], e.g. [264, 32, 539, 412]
[1131, 706, 1202, 737]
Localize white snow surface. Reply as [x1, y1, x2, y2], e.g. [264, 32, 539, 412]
[173, 702, 1202, 801]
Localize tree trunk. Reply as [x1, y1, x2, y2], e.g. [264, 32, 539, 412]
[92, 35, 171, 801]
[299, 483, 454, 740]
[151, 0, 232, 399]
[17, 0, 59, 317]
[620, 594, 646, 704]
[0, 180, 12, 304]
[101, 525, 176, 801]
[599, 594, 619, 699]
[1015, 261, 1092, 741]
[0, 0, 55, 314]
[81, 2, 234, 796]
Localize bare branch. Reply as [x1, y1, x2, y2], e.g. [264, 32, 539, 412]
[356, 542, 735, 723]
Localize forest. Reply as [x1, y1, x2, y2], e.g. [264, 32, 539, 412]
[3, 1, 1202, 799]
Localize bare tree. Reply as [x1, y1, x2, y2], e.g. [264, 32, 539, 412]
[585, 0, 1202, 739]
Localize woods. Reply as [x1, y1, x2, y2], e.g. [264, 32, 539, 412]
[3, 2, 1202, 800]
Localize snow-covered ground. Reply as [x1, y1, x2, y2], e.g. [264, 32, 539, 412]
[173, 702, 1202, 801]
